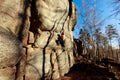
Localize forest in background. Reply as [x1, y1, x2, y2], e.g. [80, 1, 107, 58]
[74, 0, 120, 62]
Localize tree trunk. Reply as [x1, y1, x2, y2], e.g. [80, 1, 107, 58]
[110, 40, 114, 59]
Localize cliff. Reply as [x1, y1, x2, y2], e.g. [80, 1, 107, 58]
[0, 0, 77, 80]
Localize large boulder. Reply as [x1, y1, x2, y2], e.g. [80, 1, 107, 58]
[0, 0, 77, 80]
[23, 0, 76, 79]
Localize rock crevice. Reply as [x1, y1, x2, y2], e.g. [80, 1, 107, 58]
[0, 0, 77, 80]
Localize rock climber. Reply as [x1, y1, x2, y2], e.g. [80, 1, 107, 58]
[56, 32, 65, 51]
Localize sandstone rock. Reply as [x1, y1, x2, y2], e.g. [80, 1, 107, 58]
[0, 0, 77, 80]
[56, 50, 70, 76]
[25, 49, 52, 80]
[0, 27, 22, 68]
[36, 0, 69, 32]
[34, 31, 50, 48]
[0, 67, 16, 80]
[28, 31, 34, 44]
[51, 52, 60, 80]
[16, 48, 27, 80]
[68, 50, 75, 67]
[24, 0, 76, 79]
[69, 2, 77, 31]
[0, 27, 22, 80]
[0, 0, 24, 34]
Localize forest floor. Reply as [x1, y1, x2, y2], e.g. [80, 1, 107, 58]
[62, 56, 120, 80]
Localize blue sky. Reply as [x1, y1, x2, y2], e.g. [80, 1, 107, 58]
[73, 0, 120, 48]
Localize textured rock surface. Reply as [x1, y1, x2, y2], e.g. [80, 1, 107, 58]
[0, 0, 77, 80]
[24, 0, 76, 79]
[0, 27, 22, 68]
[0, 67, 16, 80]
[0, 0, 24, 79]
[0, 27, 22, 80]
[0, 0, 24, 34]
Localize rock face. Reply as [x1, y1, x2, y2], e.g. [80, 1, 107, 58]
[0, 27, 22, 80]
[0, 27, 22, 68]
[0, 0, 25, 35]
[0, 0, 77, 80]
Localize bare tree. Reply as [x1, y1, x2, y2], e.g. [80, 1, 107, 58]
[105, 25, 118, 58]
[78, 0, 105, 59]
[112, 0, 120, 16]
[118, 37, 120, 50]
[100, 34, 108, 58]
[79, 27, 90, 56]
